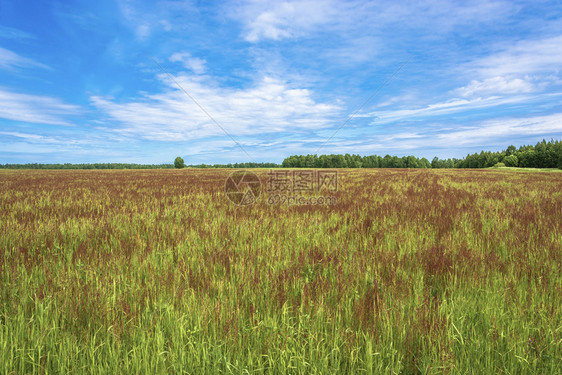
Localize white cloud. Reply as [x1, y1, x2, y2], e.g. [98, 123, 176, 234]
[118, 0, 152, 39]
[0, 131, 80, 144]
[455, 76, 536, 97]
[0, 88, 80, 125]
[91, 74, 341, 141]
[365, 33, 562, 123]
[117, 0, 197, 41]
[469, 35, 562, 78]
[0, 47, 50, 71]
[435, 113, 562, 145]
[135, 24, 151, 40]
[169, 52, 207, 74]
[237, 0, 340, 42]
[233, 0, 516, 43]
[313, 112, 562, 155]
[450, 35, 562, 98]
[359, 95, 533, 125]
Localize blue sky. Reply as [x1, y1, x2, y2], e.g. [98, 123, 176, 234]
[1, 0, 562, 164]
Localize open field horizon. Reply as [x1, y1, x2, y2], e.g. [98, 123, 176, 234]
[1, 168, 561, 373]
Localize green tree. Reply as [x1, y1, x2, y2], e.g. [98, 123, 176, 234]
[174, 156, 185, 169]
[381, 155, 392, 168]
[419, 157, 431, 168]
[503, 154, 518, 167]
[431, 157, 440, 168]
[392, 156, 404, 168]
[517, 150, 536, 167]
[404, 155, 419, 168]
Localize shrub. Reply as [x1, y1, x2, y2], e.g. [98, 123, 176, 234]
[493, 162, 506, 168]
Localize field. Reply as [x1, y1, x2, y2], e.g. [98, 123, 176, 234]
[0, 168, 561, 374]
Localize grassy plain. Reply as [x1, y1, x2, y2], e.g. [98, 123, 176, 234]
[0, 168, 561, 374]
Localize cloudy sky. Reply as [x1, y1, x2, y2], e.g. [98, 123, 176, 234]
[1, 0, 562, 164]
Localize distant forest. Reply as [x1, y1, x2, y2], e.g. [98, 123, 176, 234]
[282, 139, 562, 169]
[0, 163, 175, 170]
[1, 139, 561, 170]
[0, 162, 280, 170]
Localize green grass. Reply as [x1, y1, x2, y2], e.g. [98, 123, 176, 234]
[0, 168, 561, 374]
[489, 166, 562, 172]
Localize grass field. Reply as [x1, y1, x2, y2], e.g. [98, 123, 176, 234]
[0, 168, 561, 374]
[489, 166, 562, 173]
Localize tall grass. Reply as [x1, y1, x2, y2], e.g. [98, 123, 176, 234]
[0, 168, 561, 374]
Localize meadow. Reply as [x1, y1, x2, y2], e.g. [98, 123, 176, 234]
[0, 168, 560, 374]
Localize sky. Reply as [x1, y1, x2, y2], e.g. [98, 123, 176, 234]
[1, 0, 562, 164]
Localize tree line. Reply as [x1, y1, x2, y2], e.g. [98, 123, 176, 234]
[282, 154, 433, 168]
[190, 162, 281, 168]
[454, 139, 562, 168]
[174, 156, 279, 169]
[0, 161, 282, 170]
[281, 139, 562, 169]
[0, 162, 280, 169]
[0, 163, 175, 170]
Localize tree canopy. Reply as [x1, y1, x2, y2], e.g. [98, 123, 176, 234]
[174, 157, 185, 169]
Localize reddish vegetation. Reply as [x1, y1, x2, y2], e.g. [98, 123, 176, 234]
[0, 168, 561, 372]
